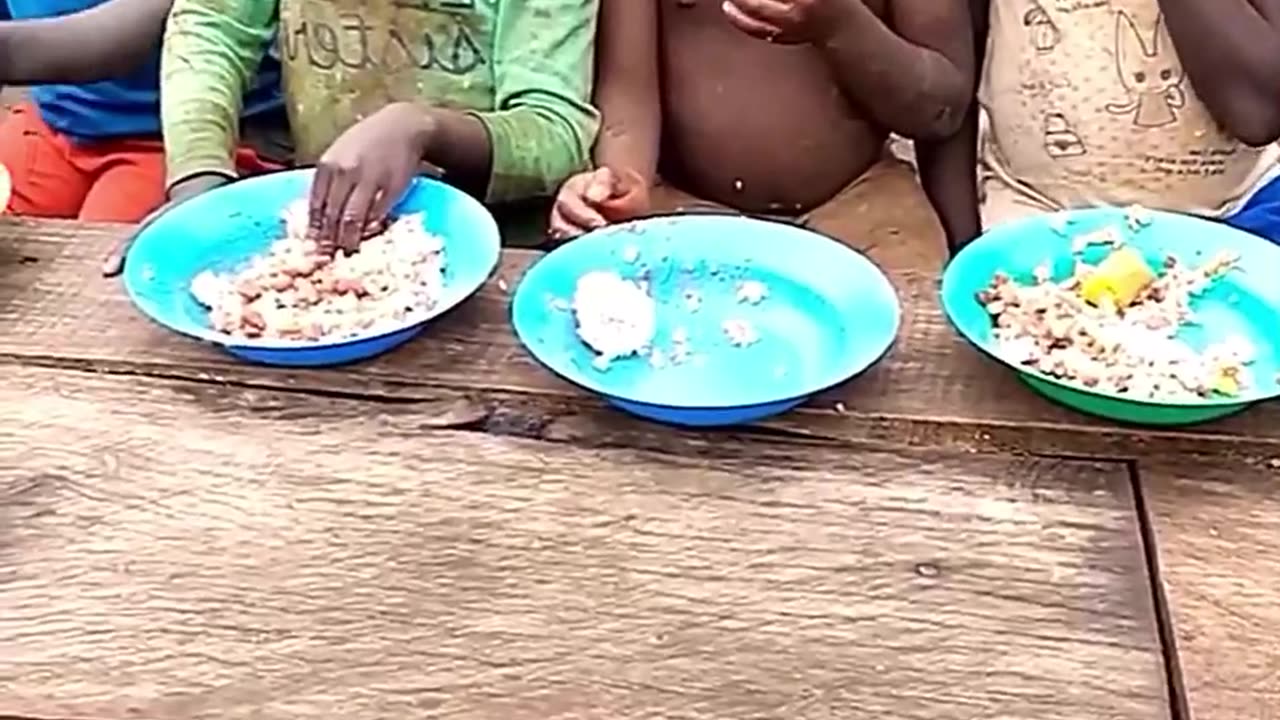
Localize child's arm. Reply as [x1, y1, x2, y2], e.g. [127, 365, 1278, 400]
[1159, 0, 1280, 146]
[160, 0, 276, 192]
[432, 0, 602, 203]
[547, 0, 659, 237]
[0, 0, 171, 84]
[592, 0, 661, 184]
[914, 0, 988, 254]
[815, 0, 974, 140]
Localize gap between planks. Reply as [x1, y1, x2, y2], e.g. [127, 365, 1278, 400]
[1126, 461, 1191, 720]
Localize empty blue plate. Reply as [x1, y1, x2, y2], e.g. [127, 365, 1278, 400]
[511, 215, 901, 426]
[123, 169, 500, 367]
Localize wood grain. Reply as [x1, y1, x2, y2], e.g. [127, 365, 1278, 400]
[0, 365, 1169, 720]
[6, 217, 1280, 458]
[1139, 459, 1280, 720]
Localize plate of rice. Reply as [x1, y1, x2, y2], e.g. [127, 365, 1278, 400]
[511, 214, 901, 427]
[941, 206, 1280, 425]
[123, 169, 500, 366]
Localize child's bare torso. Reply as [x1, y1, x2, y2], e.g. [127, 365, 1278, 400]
[658, 0, 889, 214]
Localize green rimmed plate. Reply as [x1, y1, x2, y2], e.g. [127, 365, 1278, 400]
[940, 207, 1280, 426]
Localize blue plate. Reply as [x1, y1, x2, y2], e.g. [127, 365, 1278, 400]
[123, 169, 500, 367]
[511, 215, 901, 427]
[942, 206, 1280, 425]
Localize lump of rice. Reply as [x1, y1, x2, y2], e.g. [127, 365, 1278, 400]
[191, 199, 446, 341]
[572, 270, 656, 370]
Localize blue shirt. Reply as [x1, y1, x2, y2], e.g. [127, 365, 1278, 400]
[3, 0, 282, 142]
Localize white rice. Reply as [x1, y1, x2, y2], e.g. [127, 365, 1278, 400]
[192, 199, 446, 341]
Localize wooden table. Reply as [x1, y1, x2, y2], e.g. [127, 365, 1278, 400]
[1, 218, 1277, 719]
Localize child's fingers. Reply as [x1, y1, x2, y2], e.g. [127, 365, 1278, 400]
[721, 0, 785, 40]
[101, 238, 130, 277]
[334, 175, 384, 254]
[552, 192, 607, 237]
[559, 193, 608, 229]
[102, 202, 172, 277]
[582, 167, 620, 204]
[548, 207, 591, 241]
[723, 0, 791, 24]
[547, 208, 580, 241]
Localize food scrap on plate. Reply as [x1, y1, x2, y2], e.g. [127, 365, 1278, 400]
[1078, 246, 1155, 310]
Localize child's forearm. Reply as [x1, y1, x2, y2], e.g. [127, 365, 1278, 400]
[161, 0, 275, 188]
[594, 101, 660, 184]
[463, 93, 597, 206]
[472, 0, 600, 202]
[916, 105, 981, 254]
[591, 0, 661, 184]
[819, 0, 973, 140]
[917, 0, 988, 254]
[0, 0, 170, 85]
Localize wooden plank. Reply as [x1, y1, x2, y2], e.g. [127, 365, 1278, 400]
[5, 217, 1279, 457]
[1139, 459, 1280, 720]
[0, 365, 1169, 720]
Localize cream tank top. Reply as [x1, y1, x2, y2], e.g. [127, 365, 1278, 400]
[980, 0, 1279, 218]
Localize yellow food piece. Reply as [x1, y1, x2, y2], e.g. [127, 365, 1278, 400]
[1211, 371, 1240, 396]
[1079, 247, 1156, 309]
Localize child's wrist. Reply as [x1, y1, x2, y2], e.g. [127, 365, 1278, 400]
[168, 172, 233, 203]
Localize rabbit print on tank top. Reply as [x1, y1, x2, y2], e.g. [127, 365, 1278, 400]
[1103, 11, 1184, 128]
[979, 0, 1279, 220]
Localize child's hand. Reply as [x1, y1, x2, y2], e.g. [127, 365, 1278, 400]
[721, 0, 842, 44]
[102, 173, 231, 277]
[549, 168, 618, 240]
[548, 167, 650, 241]
[309, 103, 432, 253]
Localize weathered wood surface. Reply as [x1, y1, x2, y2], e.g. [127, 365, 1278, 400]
[1139, 459, 1280, 720]
[0, 365, 1168, 720]
[4, 218, 1280, 459]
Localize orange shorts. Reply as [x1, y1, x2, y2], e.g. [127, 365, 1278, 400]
[0, 102, 280, 223]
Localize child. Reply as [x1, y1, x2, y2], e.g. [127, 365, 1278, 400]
[548, 0, 975, 270]
[157, 0, 601, 251]
[922, 0, 1280, 251]
[0, 0, 284, 223]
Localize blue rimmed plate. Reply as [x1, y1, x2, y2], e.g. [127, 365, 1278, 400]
[123, 169, 500, 367]
[511, 214, 901, 426]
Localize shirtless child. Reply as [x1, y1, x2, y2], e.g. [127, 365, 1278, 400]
[923, 0, 1280, 251]
[548, 0, 975, 271]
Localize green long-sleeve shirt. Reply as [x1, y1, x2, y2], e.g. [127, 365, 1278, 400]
[161, 0, 600, 203]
